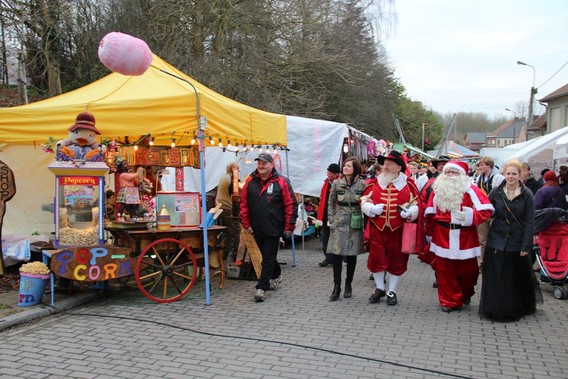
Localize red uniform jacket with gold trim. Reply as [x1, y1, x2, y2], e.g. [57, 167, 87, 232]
[362, 173, 420, 232]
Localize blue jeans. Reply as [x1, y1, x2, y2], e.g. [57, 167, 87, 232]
[254, 235, 281, 291]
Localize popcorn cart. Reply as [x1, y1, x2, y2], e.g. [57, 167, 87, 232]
[47, 160, 225, 303]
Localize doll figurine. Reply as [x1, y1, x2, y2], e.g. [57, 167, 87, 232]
[56, 111, 106, 161]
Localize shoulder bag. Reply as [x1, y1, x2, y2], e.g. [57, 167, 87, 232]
[347, 185, 364, 230]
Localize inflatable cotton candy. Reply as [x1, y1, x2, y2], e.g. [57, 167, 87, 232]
[98, 32, 153, 76]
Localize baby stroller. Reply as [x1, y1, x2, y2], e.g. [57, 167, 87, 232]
[534, 208, 568, 299]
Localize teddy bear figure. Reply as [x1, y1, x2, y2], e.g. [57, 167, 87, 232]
[56, 111, 106, 161]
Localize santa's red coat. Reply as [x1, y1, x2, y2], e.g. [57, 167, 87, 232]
[424, 184, 493, 260]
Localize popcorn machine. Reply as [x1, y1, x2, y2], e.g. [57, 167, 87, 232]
[48, 161, 108, 247]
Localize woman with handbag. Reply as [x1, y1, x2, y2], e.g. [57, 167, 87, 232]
[479, 159, 542, 322]
[326, 157, 367, 301]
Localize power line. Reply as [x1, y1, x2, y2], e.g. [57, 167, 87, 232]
[537, 59, 568, 89]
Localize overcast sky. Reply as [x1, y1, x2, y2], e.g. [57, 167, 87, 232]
[382, 0, 568, 120]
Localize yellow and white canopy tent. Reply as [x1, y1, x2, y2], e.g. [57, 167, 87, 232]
[0, 54, 286, 146]
[0, 54, 286, 304]
[0, 53, 286, 235]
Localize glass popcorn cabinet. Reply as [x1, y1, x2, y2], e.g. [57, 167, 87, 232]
[48, 161, 109, 247]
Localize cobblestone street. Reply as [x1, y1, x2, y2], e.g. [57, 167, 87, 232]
[1, 237, 567, 378]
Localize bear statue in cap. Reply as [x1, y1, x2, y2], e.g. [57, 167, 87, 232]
[56, 111, 106, 161]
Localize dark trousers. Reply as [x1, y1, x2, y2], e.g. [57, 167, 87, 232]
[218, 210, 238, 259]
[332, 255, 357, 285]
[254, 235, 281, 290]
[320, 224, 333, 262]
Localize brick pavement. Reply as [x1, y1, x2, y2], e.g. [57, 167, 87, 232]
[0, 237, 567, 378]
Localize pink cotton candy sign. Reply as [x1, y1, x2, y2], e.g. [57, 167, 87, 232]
[98, 32, 153, 76]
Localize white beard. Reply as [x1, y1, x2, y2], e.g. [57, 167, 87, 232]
[378, 172, 397, 187]
[432, 173, 470, 212]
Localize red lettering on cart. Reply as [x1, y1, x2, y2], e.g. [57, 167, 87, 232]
[77, 248, 90, 264]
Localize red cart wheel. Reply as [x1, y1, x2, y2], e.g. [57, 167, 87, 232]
[135, 238, 198, 303]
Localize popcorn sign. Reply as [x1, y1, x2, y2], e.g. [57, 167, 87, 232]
[51, 246, 136, 281]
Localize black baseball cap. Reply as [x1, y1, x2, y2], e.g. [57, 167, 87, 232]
[255, 153, 274, 163]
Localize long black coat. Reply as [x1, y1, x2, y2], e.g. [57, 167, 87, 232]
[487, 182, 535, 253]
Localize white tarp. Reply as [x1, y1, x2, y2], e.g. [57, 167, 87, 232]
[171, 116, 349, 198]
[478, 148, 520, 170]
[553, 134, 568, 160]
[281, 116, 347, 197]
[510, 126, 568, 162]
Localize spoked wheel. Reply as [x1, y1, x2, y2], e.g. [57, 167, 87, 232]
[135, 238, 198, 303]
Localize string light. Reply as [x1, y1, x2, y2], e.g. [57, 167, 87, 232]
[171, 139, 176, 148]
[149, 137, 155, 146]
[209, 136, 215, 145]
[134, 144, 138, 151]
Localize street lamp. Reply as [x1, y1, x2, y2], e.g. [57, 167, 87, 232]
[505, 108, 517, 119]
[516, 61, 537, 131]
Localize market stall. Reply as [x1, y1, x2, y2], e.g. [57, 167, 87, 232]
[0, 47, 288, 304]
[45, 152, 228, 303]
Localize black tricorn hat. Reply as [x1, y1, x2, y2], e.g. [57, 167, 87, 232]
[430, 155, 451, 166]
[377, 150, 406, 173]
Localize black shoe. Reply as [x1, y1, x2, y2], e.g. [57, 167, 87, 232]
[441, 306, 454, 313]
[386, 291, 398, 306]
[433, 280, 438, 288]
[463, 297, 471, 305]
[319, 259, 331, 267]
[329, 284, 341, 301]
[369, 274, 374, 280]
[368, 288, 386, 303]
[344, 283, 352, 298]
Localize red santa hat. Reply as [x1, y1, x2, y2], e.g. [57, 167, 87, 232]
[68, 111, 100, 135]
[443, 161, 469, 176]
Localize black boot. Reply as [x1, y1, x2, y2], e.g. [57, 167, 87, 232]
[344, 283, 352, 298]
[329, 284, 341, 301]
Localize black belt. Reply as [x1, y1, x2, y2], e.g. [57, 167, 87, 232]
[438, 221, 463, 230]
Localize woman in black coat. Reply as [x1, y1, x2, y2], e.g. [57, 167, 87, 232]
[479, 159, 542, 322]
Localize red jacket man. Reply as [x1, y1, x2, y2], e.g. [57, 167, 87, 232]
[240, 153, 298, 302]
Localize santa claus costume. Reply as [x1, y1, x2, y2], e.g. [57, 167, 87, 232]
[424, 161, 494, 311]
